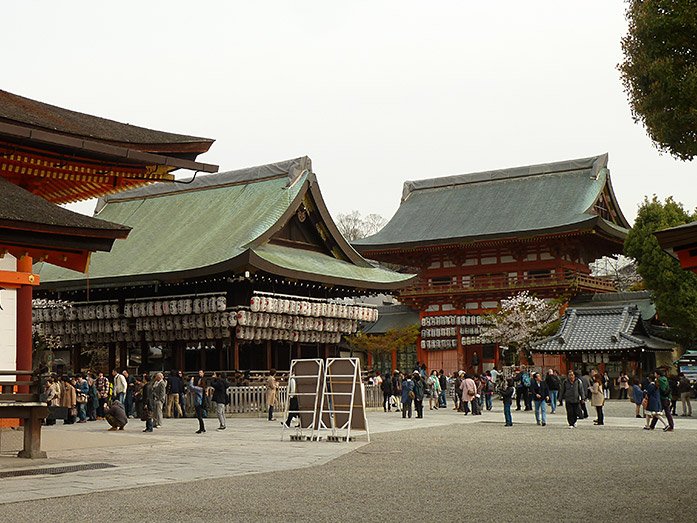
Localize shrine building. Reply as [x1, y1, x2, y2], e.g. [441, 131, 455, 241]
[35, 157, 415, 374]
[354, 154, 630, 374]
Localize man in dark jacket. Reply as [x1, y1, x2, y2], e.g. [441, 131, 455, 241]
[166, 369, 184, 418]
[104, 400, 128, 431]
[531, 373, 550, 426]
[560, 370, 584, 428]
[211, 372, 229, 430]
[545, 369, 561, 413]
[438, 369, 448, 408]
[412, 372, 425, 418]
[381, 372, 393, 412]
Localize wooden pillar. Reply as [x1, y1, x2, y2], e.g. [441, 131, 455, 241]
[391, 350, 397, 372]
[200, 345, 206, 371]
[266, 341, 272, 370]
[295, 342, 301, 359]
[233, 339, 240, 370]
[367, 351, 373, 368]
[17, 413, 47, 459]
[324, 344, 330, 360]
[72, 345, 81, 374]
[108, 344, 116, 374]
[16, 255, 33, 393]
[118, 343, 127, 370]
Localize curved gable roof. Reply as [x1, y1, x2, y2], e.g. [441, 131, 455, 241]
[38, 157, 414, 290]
[355, 154, 629, 250]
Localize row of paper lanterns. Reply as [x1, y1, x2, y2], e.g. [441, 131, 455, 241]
[237, 311, 357, 333]
[421, 326, 484, 338]
[236, 326, 342, 344]
[421, 339, 458, 350]
[421, 314, 485, 327]
[250, 295, 378, 322]
[124, 297, 226, 317]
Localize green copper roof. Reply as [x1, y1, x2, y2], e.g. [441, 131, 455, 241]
[251, 243, 412, 287]
[354, 154, 629, 250]
[38, 157, 414, 290]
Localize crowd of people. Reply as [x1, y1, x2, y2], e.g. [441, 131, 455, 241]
[372, 362, 696, 430]
[41, 369, 244, 434]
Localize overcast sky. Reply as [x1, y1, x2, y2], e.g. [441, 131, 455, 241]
[4, 1, 694, 225]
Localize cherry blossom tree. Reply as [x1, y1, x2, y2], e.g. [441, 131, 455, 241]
[481, 291, 560, 364]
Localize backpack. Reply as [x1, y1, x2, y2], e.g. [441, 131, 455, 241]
[522, 373, 531, 387]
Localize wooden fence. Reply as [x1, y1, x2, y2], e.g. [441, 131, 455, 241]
[221, 384, 382, 415]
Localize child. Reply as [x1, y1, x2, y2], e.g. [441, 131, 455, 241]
[502, 378, 515, 427]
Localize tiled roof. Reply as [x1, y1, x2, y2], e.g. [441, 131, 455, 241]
[362, 304, 419, 334]
[534, 305, 674, 353]
[37, 157, 414, 290]
[354, 154, 629, 250]
[0, 89, 213, 149]
[0, 177, 130, 233]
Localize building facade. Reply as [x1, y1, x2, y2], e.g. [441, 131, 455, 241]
[355, 154, 630, 374]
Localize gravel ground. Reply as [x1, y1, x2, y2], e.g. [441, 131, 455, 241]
[3, 418, 695, 522]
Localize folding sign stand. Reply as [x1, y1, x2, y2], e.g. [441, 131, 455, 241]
[280, 359, 324, 442]
[317, 357, 370, 443]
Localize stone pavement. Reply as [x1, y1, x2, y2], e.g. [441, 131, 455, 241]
[1, 399, 695, 505]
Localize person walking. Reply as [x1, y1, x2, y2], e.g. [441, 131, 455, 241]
[560, 370, 583, 428]
[471, 351, 480, 375]
[381, 371, 393, 412]
[531, 372, 549, 426]
[644, 373, 668, 431]
[545, 369, 560, 414]
[189, 376, 206, 434]
[95, 372, 109, 419]
[617, 373, 630, 400]
[591, 374, 605, 425]
[413, 372, 425, 418]
[165, 369, 184, 418]
[631, 377, 644, 418]
[75, 375, 89, 423]
[516, 369, 532, 411]
[461, 373, 477, 415]
[602, 372, 611, 400]
[678, 372, 692, 417]
[579, 371, 592, 420]
[391, 370, 402, 412]
[112, 369, 127, 405]
[211, 372, 229, 430]
[266, 369, 279, 422]
[60, 376, 77, 425]
[44, 378, 59, 426]
[151, 372, 166, 428]
[483, 371, 495, 411]
[502, 378, 515, 427]
[141, 375, 154, 432]
[438, 370, 448, 408]
[283, 374, 299, 429]
[401, 373, 414, 419]
[123, 369, 135, 418]
[428, 370, 441, 410]
[651, 370, 674, 431]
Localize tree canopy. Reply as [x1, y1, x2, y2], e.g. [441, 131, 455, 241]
[619, 0, 697, 160]
[481, 291, 559, 364]
[624, 195, 697, 343]
[336, 211, 386, 242]
[345, 324, 419, 354]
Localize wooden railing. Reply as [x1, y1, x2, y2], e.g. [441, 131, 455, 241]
[400, 272, 615, 297]
[0, 370, 48, 458]
[221, 384, 382, 415]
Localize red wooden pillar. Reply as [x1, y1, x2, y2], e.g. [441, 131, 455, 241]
[367, 352, 373, 368]
[266, 341, 273, 370]
[233, 339, 240, 370]
[324, 344, 329, 360]
[391, 350, 397, 372]
[16, 255, 33, 393]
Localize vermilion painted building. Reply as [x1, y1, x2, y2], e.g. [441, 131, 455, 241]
[354, 154, 630, 374]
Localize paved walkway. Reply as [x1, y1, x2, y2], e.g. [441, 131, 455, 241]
[1, 400, 695, 504]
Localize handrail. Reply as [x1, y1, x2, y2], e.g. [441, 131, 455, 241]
[401, 273, 615, 296]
